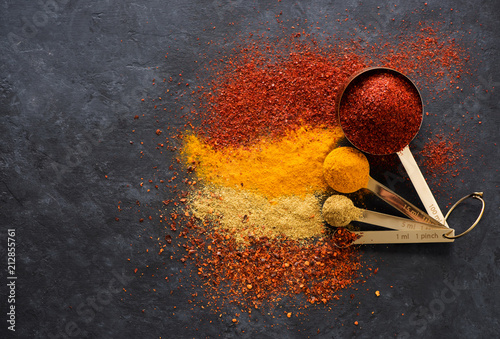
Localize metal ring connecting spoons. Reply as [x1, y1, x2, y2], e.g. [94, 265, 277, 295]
[443, 192, 485, 239]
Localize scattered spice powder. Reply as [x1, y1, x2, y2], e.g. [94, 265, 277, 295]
[138, 18, 474, 313]
[191, 27, 471, 151]
[322, 195, 362, 227]
[194, 38, 367, 149]
[186, 227, 362, 308]
[323, 147, 370, 194]
[419, 132, 467, 199]
[421, 134, 463, 174]
[339, 70, 423, 155]
[378, 28, 468, 91]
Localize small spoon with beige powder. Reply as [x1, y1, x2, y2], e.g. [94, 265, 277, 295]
[322, 195, 447, 231]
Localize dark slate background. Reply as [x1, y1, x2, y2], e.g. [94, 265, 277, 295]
[1, 0, 499, 338]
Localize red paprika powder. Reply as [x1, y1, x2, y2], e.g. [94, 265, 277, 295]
[338, 69, 423, 155]
[194, 38, 366, 149]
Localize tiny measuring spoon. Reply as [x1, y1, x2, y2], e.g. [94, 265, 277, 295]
[322, 195, 447, 230]
[337, 67, 448, 226]
[351, 229, 455, 244]
[358, 208, 448, 231]
[365, 178, 442, 226]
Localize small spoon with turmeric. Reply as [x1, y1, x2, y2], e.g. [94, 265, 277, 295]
[323, 147, 443, 226]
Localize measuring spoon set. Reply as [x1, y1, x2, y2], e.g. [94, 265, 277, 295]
[332, 67, 484, 244]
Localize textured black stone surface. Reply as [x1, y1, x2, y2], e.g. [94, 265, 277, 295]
[1, 1, 499, 338]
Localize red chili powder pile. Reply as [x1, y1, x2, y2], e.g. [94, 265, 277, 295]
[183, 227, 362, 309]
[191, 28, 470, 151]
[194, 38, 367, 149]
[339, 70, 423, 155]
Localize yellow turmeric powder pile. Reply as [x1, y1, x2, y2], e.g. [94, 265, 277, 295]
[182, 126, 344, 199]
[323, 147, 370, 193]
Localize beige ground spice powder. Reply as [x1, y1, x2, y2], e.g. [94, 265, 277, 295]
[188, 185, 325, 244]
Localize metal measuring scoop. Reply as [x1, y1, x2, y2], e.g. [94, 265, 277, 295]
[323, 147, 443, 226]
[337, 67, 448, 227]
[323, 195, 447, 230]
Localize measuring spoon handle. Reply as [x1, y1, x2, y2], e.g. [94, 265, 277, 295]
[366, 177, 443, 226]
[360, 209, 448, 231]
[351, 229, 455, 244]
[397, 146, 448, 226]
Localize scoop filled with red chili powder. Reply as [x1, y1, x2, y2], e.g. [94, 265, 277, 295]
[338, 68, 423, 155]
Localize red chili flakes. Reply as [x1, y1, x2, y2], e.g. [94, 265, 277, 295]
[417, 131, 469, 200]
[185, 227, 363, 309]
[165, 235, 172, 244]
[339, 70, 422, 155]
[193, 38, 367, 149]
[421, 134, 463, 174]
